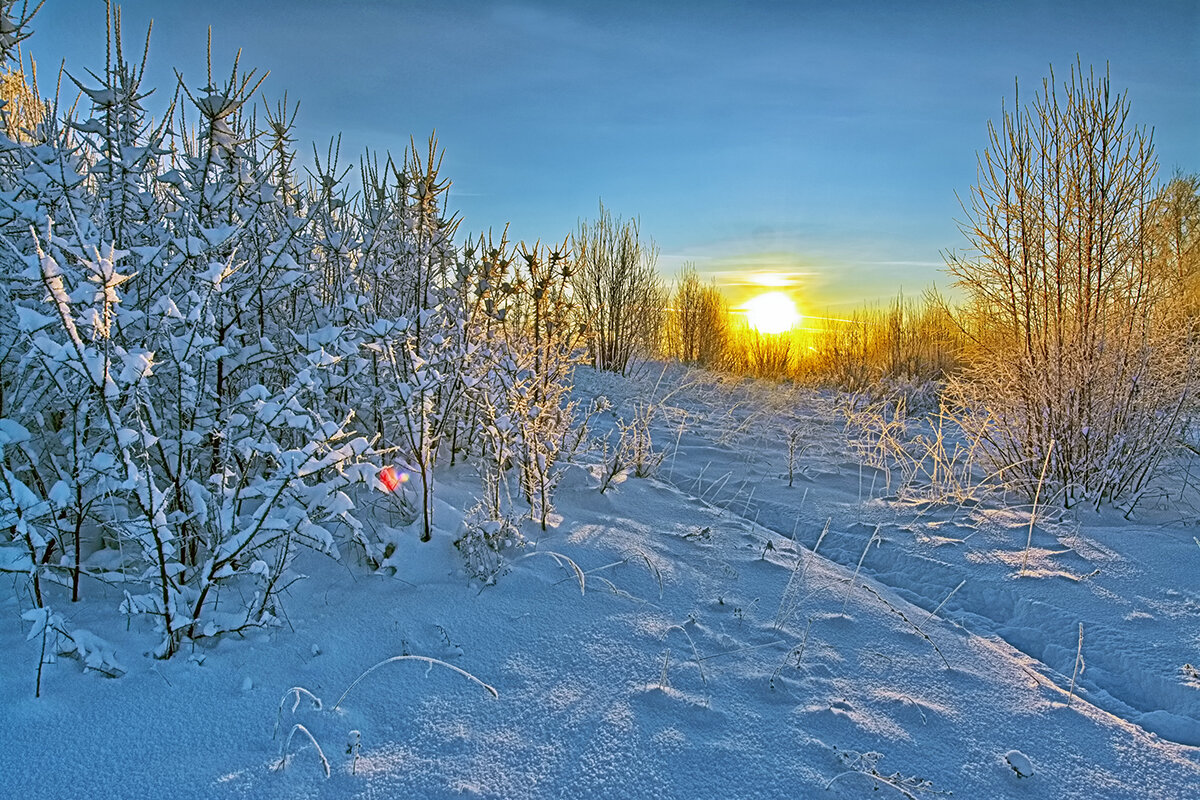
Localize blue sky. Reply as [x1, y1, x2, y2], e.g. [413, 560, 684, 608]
[28, 0, 1200, 310]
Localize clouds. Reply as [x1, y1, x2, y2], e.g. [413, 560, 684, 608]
[32, 0, 1200, 306]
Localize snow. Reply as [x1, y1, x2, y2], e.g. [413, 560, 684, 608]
[0, 418, 30, 445]
[1005, 749, 1035, 778]
[1, 366, 1198, 799]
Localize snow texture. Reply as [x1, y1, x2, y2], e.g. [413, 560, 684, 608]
[2, 367, 1198, 799]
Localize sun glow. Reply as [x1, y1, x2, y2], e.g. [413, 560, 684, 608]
[749, 272, 792, 288]
[742, 291, 801, 334]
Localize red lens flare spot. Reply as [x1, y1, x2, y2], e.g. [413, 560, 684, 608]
[379, 466, 401, 492]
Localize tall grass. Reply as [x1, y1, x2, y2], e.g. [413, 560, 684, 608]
[801, 291, 961, 391]
[705, 290, 963, 392]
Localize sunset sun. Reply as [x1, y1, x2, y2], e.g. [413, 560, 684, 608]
[742, 291, 801, 334]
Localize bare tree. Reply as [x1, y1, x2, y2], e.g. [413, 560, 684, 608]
[571, 202, 665, 375]
[946, 63, 1194, 507]
[668, 265, 729, 368]
[1152, 172, 1200, 317]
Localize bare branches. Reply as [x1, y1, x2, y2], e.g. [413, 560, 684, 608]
[948, 62, 1195, 507]
[571, 201, 665, 376]
[666, 265, 729, 367]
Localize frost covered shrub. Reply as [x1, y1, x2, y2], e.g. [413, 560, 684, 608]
[0, 12, 378, 658]
[449, 234, 584, 570]
[946, 64, 1195, 507]
[443, 234, 586, 578]
[0, 3, 592, 660]
[496, 242, 585, 527]
[455, 506, 524, 584]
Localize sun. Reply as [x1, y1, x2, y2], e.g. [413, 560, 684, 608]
[742, 291, 801, 334]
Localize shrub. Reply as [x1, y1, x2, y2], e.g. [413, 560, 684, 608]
[665, 265, 729, 368]
[945, 63, 1195, 507]
[571, 202, 665, 376]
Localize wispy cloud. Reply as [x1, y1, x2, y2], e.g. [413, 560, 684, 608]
[30, 0, 1197, 311]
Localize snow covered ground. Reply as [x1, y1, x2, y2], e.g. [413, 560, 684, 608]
[2, 366, 1199, 799]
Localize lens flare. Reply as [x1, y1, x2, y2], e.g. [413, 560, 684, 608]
[379, 466, 408, 492]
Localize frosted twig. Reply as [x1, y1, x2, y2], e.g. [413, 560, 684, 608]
[769, 617, 814, 691]
[513, 549, 586, 595]
[918, 580, 965, 631]
[1067, 623, 1084, 708]
[552, 558, 623, 586]
[701, 471, 732, 504]
[826, 747, 951, 799]
[859, 582, 950, 670]
[1021, 439, 1055, 576]
[665, 624, 707, 686]
[841, 524, 880, 616]
[275, 723, 331, 778]
[640, 553, 664, 599]
[274, 686, 323, 739]
[696, 639, 784, 662]
[774, 517, 829, 631]
[333, 655, 498, 710]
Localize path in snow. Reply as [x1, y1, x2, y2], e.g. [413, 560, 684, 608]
[643, 368, 1200, 749]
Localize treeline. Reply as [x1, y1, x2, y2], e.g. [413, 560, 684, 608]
[660, 169, 1200, 397]
[660, 272, 964, 391]
[658, 154, 1200, 508]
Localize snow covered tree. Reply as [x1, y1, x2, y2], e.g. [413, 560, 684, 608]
[0, 0, 593, 661]
[0, 13, 379, 658]
[349, 137, 465, 543]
